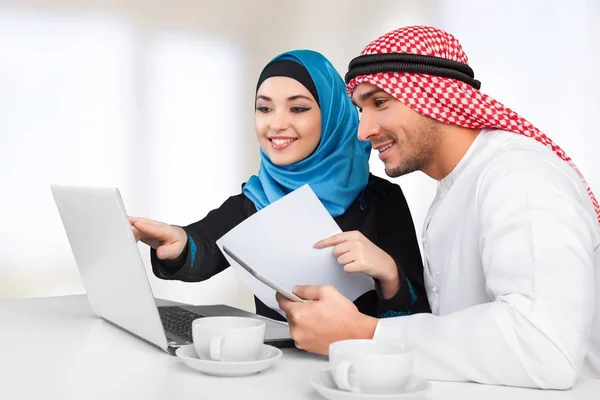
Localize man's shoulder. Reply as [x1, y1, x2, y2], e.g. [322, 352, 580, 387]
[473, 134, 599, 243]
[475, 133, 590, 209]
[478, 131, 583, 192]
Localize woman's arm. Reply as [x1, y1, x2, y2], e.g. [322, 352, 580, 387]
[151, 193, 254, 282]
[370, 180, 431, 317]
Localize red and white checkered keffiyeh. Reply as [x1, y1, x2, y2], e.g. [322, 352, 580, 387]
[347, 25, 600, 223]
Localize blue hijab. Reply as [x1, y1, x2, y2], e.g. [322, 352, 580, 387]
[243, 50, 371, 217]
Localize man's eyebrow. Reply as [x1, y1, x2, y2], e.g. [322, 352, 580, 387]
[359, 88, 385, 102]
[352, 88, 386, 107]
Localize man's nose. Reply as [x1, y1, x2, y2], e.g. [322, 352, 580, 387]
[357, 112, 380, 142]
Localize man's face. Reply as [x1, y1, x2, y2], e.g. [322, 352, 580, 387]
[351, 83, 444, 177]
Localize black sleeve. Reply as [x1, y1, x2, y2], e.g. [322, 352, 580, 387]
[371, 181, 431, 317]
[151, 193, 254, 282]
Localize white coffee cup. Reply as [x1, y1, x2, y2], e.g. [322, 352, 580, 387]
[192, 316, 265, 362]
[329, 339, 414, 394]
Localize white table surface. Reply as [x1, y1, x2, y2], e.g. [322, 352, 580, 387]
[0, 295, 598, 399]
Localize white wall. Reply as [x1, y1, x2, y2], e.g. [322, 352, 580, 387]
[1, 0, 597, 311]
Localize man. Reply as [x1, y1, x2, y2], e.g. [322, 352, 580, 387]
[276, 26, 600, 389]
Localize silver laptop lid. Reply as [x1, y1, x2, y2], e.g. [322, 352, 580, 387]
[51, 185, 168, 351]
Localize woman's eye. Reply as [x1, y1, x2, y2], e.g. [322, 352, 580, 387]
[256, 106, 271, 113]
[291, 106, 310, 113]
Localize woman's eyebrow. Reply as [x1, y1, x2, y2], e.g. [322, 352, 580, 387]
[256, 94, 314, 102]
[287, 95, 314, 102]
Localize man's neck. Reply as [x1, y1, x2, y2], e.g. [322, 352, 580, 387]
[423, 127, 481, 180]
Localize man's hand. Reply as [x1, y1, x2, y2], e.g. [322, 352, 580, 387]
[314, 231, 400, 298]
[276, 285, 378, 355]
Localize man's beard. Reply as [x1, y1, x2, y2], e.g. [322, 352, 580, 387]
[383, 120, 443, 178]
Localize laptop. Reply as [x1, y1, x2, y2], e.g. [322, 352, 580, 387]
[50, 184, 294, 355]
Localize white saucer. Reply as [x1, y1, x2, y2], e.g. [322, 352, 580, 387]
[175, 344, 282, 377]
[309, 370, 431, 400]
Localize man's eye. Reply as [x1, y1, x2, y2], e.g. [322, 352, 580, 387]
[374, 98, 387, 108]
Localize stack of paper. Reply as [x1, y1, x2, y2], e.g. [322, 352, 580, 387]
[215, 185, 373, 316]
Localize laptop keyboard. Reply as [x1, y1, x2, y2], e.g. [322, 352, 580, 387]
[158, 306, 203, 342]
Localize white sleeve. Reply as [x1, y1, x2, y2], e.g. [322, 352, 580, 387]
[373, 156, 598, 389]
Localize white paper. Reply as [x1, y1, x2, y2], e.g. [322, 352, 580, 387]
[215, 184, 373, 316]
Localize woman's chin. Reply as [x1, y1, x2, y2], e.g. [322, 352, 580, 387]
[264, 150, 303, 166]
[269, 156, 296, 166]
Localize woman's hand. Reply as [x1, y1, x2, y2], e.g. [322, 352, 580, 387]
[129, 216, 188, 260]
[314, 231, 400, 298]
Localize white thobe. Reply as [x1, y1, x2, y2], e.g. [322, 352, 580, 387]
[374, 129, 600, 389]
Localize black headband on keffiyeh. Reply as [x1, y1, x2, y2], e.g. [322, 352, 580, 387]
[345, 53, 481, 89]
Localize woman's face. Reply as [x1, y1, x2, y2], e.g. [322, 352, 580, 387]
[255, 77, 321, 165]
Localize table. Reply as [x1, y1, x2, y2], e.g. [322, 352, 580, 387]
[0, 296, 598, 399]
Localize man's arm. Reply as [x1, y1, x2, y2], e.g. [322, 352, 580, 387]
[375, 156, 598, 389]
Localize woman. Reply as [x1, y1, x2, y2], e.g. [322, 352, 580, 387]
[131, 50, 430, 321]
